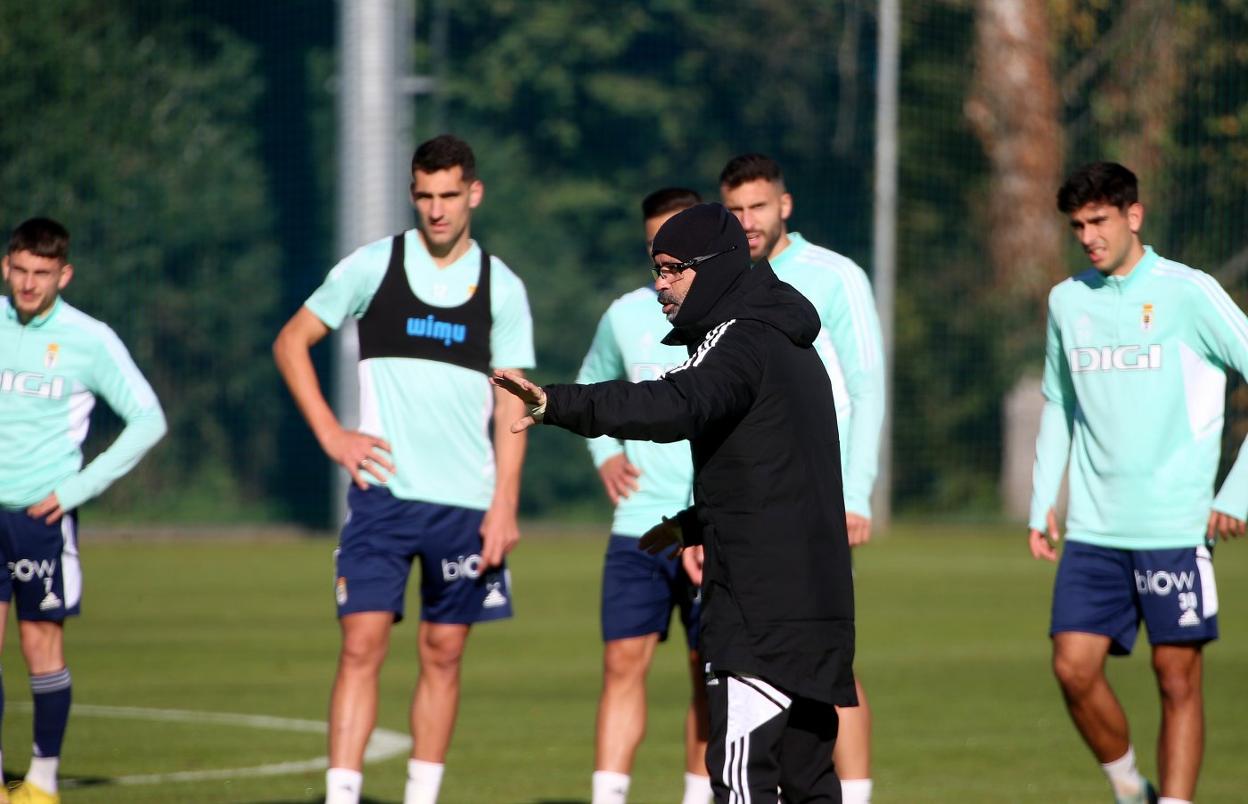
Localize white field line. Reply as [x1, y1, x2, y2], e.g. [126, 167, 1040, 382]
[10, 703, 409, 786]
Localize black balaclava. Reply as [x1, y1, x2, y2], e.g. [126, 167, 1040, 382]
[651, 202, 751, 331]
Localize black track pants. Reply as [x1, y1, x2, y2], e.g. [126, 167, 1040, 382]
[705, 671, 841, 803]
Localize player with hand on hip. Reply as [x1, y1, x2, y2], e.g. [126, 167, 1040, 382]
[0, 218, 167, 804]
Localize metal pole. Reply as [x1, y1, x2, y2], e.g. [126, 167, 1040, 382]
[333, 0, 414, 525]
[871, 0, 899, 530]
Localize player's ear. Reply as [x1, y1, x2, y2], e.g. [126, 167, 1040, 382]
[1127, 202, 1144, 235]
[468, 179, 484, 210]
[58, 263, 74, 291]
[779, 192, 793, 222]
[1, 255, 8, 281]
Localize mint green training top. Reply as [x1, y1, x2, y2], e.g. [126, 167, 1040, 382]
[1, 296, 167, 511]
[1029, 247, 1248, 549]
[305, 230, 535, 510]
[770, 234, 886, 517]
[575, 286, 694, 536]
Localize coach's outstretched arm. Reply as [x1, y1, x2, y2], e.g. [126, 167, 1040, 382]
[492, 327, 758, 444]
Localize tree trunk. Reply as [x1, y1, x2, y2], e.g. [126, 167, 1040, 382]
[966, 0, 1065, 306]
[965, 0, 1065, 520]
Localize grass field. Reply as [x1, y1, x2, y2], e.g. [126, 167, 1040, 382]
[1, 522, 1245, 803]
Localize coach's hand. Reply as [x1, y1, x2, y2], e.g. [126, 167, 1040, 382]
[322, 426, 394, 490]
[491, 370, 547, 433]
[598, 454, 641, 505]
[1207, 509, 1246, 542]
[847, 512, 872, 547]
[1028, 507, 1061, 561]
[640, 516, 683, 560]
[27, 492, 64, 525]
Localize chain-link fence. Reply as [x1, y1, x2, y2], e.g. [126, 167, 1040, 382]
[3, 0, 1245, 527]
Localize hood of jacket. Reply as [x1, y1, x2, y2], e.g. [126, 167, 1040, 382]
[651, 204, 819, 349]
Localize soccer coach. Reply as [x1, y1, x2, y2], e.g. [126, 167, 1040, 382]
[494, 203, 856, 802]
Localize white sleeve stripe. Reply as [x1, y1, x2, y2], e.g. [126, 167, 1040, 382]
[1154, 266, 1248, 352]
[828, 264, 878, 369]
[795, 248, 880, 368]
[1192, 272, 1248, 349]
[665, 319, 737, 375]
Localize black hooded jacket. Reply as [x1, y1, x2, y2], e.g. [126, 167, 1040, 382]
[543, 204, 855, 705]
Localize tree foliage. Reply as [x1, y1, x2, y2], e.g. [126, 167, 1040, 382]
[8, 0, 1248, 522]
[422, 0, 879, 516]
[0, 0, 282, 519]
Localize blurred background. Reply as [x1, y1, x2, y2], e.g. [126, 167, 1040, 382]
[7, 3, 1248, 801]
[3, 0, 1247, 529]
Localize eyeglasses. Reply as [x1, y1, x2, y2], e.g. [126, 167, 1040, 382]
[651, 244, 738, 281]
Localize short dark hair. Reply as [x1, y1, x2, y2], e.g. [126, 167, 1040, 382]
[719, 153, 784, 190]
[411, 134, 477, 182]
[1057, 162, 1139, 214]
[8, 217, 70, 262]
[641, 187, 702, 221]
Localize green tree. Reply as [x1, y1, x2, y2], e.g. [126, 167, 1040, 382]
[421, 0, 877, 516]
[0, 0, 282, 520]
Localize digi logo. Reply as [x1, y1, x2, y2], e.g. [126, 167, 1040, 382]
[0, 370, 66, 399]
[1068, 345, 1161, 373]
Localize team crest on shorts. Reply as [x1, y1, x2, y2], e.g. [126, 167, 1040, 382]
[1141, 303, 1154, 331]
[335, 576, 348, 605]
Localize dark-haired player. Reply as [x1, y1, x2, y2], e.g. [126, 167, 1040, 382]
[577, 188, 711, 804]
[1, 217, 166, 804]
[720, 153, 884, 804]
[274, 134, 535, 804]
[1030, 162, 1248, 804]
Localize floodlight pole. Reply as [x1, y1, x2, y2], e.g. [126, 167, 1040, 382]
[871, 0, 899, 530]
[333, 0, 418, 526]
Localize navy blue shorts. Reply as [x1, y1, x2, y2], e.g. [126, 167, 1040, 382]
[334, 486, 512, 625]
[1051, 540, 1218, 655]
[601, 534, 700, 649]
[0, 509, 82, 621]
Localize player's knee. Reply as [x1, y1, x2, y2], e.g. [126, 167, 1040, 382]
[602, 643, 649, 685]
[1154, 664, 1201, 704]
[419, 632, 466, 674]
[1052, 653, 1100, 695]
[339, 631, 388, 672]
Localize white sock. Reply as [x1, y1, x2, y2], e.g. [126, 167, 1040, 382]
[841, 777, 873, 803]
[1101, 746, 1146, 801]
[325, 767, 363, 804]
[592, 770, 630, 804]
[404, 759, 445, 804]
[1157, 799, 1191, 804]
[25, 756, 59, 793]
[681, 771, 712, 804]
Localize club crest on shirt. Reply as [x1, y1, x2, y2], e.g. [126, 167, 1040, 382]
[1141, 303, 1154, 332]
[44, 343, 59, 369]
